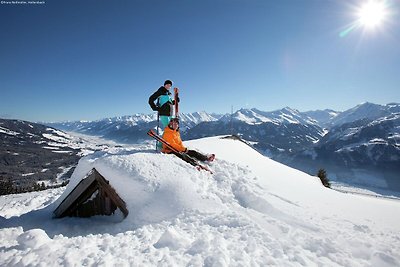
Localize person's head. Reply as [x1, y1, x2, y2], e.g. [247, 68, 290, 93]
[164, 80, 173, 90]
[168, 117, 179, 130]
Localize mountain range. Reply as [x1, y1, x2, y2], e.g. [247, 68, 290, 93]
[47, 102, 400, 192]
[186, 103, 400, 191]
[2, 102, 399, 193]
[48, 112, 222, 144]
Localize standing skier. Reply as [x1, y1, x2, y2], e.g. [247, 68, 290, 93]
[162, 118, 215, 162]
[148, 80, 179, 129]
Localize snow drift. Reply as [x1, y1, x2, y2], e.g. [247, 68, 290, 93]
[1, 136, 399, 266]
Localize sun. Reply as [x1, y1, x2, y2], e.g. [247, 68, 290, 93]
[357, 0, 388, 28]
[339, 0, 392, 37]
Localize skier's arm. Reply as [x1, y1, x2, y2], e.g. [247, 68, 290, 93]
[148, 90, 161, 111]
[164, 131, 186, 152]
[173, 133, 186, 152]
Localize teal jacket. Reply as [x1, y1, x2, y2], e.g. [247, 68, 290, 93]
[148, 86, 177, 116]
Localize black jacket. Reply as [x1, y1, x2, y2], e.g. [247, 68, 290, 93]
[148, 86, 177, 116]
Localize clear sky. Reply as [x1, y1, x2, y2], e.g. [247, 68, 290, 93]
[1, 0, 399, 122]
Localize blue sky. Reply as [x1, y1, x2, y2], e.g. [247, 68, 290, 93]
[1, 0, 399, 122]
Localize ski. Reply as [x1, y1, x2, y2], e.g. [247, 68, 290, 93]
[147, 129, 213, 174]
[174, 87, 179, 118]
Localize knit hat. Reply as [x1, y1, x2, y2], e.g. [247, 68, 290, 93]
[164, 80, 173, 86]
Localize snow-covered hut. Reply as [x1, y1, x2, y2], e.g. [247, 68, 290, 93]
[53, 168, 128, 218]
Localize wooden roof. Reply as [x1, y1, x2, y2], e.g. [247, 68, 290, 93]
[53, 168, 129, 219]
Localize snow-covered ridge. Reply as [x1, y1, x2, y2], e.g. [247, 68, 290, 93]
[50, 111, 221, 129]
[0, 126, 20, 136]
[1, 136, 399, 266]
[219, 107, 318, 126]
[179, 111, 221, 124]
[327, 102, 400, 127]
[46, 102, 400, 133]
[46, 111, 223, 141]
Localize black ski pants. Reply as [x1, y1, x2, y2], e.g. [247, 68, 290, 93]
[173, 150, 208, 164]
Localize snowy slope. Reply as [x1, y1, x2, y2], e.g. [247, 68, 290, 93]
[1, 137, 399, 266]
[0, 119, 90, 189]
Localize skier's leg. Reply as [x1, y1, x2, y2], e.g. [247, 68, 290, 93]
[160, 116, 171, 129]
[172, 152, 197, 166]
[186, 150, 208, 162]
[158, 116, 171, 150]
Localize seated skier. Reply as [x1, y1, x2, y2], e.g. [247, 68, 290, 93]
[162, 118, 215, 162]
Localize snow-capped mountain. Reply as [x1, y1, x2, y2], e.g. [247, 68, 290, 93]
[47, 114, 157, 141]
[325, 102, 400, 128]
[178, 111, 223, 129]
[48, 111, 222, 143]
[219, 107, 318, 125]
[183, 107, 325, 159]
[183, 103, 400, 192]
[184, 118, 324, 156]
[184, 107, 327, 157]
[1, 136, 399, 266]
[281, 112, 400, 191]
[303, 109, 340, 127]
[43, 102, 400, 193]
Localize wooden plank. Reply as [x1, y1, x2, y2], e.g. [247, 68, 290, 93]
[72, 183, 99, 217]
[94, 170, 129, 217]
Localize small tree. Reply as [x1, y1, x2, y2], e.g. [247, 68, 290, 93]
[0, 178, 14, 196]
[33, 182, 41, 192]
[317, 169, 331, 188]
[40, 182, 46, 191]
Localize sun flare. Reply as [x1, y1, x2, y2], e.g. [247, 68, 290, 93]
[357, 0, 388, 28]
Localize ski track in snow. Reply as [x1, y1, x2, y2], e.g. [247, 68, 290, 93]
[1, 136, 399, 266]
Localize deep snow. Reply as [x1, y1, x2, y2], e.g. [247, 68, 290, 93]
[1, 136, 399, 266]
